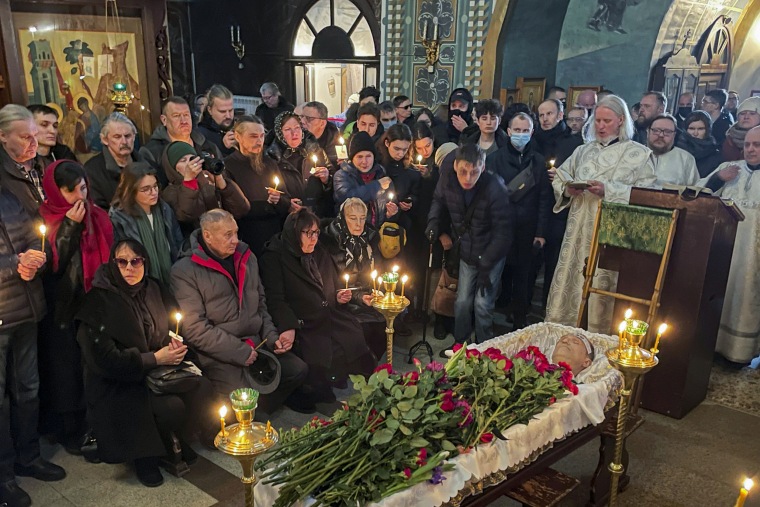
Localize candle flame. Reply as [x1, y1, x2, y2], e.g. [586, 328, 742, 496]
[338, 137, 345, 145]
[39, 224, 47, 235]
[624, 308, 633, 320]
[371, 270, 377, 279]
[401, 275, 409, 283]
[388, 192, 394, 200]
[658, 323, 668, 335]
[274, 176, 280, 186]
[417, 154, 423, 163]
[377, 277, 383, 285]
[344, 274, 350, 281]
[392, 265, 399, 273]
[174, 312, 182, 323]
[744, 478, 754, 491]
[549, 158, 556, 166]
[312, 154, 318, 163]
[219, 405, 227, 418]
[241, 391, 247, 400]
[618, 321, 626, 333]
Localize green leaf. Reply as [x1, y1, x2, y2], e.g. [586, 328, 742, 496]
[441, 439, 457, 451]
[404, 385, 418, 398]
[397, 400, 413, 412]
[404, 408, 422, 421]
[383, 378, 395, 390]
[409, 436, 430, 447]
[370, 428, 394, 446]
[385, 418, 400, 430]
[398, 423, 412, 435]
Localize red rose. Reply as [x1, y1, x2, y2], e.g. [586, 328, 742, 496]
[416, 447, 428, 466]
[373, 364, 394, 375]
[502, 358, 514, 372]
[484, 347, 505, 361]
[452, 343, 464, 353]
[549, 396, 556, 405]
[403, 467, 412, 479]
[441, 390, 456, 412]
[557, 361, 572, 372]
[465, 348, 481, 358]
[402, 371, 420, 385]
[479, 433, 494, 444]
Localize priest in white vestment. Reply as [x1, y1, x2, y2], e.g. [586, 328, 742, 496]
[546, 95, 657, 333]
[698, 126, 760, 364]
[647, 114, 700, 187]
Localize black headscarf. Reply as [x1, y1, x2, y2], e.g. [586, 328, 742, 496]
[91, 239, 167, 351]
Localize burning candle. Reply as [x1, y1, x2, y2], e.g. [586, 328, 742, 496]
[273, 176, 280, 191]
[371, 270, 377, 291]
[377, 276, 383, 289]
[392, 265, 399, 273]
[624, 308, 633, 322]
[549, 158, 555, 169]
[652, 323, 667, 353]
[39, 224, 46, 251]
[736, 478, 753, 507]
[401, 274, 408, 298]
[343, 273, 350, 289]
[336, 137, 347, 160]
[312, 154, 318, 168]
[417, 154, 423, 165]
[617, 321, 626, 351]
[219, 405, 227, 437]
[388, 192, 394, 202]
[174, 312, 182, 336]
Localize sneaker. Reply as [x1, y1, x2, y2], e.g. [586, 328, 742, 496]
[0, 479, 31, 507]
[135, 457, 164, 487]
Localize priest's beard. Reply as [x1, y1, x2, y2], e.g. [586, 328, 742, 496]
[247, 150, 265, 174]
[597, 134, 618, 145]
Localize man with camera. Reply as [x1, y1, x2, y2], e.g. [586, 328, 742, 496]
[160, 141, 250, 237]
[143, 97, 223, 186]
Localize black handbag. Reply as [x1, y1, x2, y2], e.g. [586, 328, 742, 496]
[506, 166, 536, 202]
[146, 361, 202, 395]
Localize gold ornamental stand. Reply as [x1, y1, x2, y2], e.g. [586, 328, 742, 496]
[216, 388, 278, 507]
[371, 277, 410, 368]
[606, 320, 659, 507]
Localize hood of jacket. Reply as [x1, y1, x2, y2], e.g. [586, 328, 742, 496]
[148, 125, 210, 149]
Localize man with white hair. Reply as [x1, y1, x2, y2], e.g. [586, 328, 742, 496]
[700, 126, 760, 364]
[255, 82, 294, 131]
[84, 112, 143, 209]
[546, 95, 656, 333]
[0, 105, 45, 215]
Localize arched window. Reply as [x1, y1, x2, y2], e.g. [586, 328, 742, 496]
[293, 0, 376, 58]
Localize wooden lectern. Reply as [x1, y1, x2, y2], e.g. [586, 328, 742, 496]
[601, 188, 743, 419]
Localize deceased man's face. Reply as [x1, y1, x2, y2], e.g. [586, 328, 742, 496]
[552, 334, 593, 375]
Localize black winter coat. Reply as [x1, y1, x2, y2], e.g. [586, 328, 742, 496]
[533, 121, 583, 167]
[266, 140, 334, 218]
[460, 128, 510, 155]
[197, 115, 235, 157]
[255, 96, 295, 132]
[260, 236, 369, 370]
[427, 169, 513, 276]
[0, 185, 46, 329]
[486, 141, 553, 238]
[681, 135, 725, 178]
[316, 122, 342, 169]
[382, 158, 421, 232]
[75, 279, 174, 463]
[84, 149, 143, 210]
[0, 146, 44, 217]
[224, 150, 290, 257]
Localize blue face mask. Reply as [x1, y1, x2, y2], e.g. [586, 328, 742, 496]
[382, 119, 397, 130]
[510, 132, 531, 150]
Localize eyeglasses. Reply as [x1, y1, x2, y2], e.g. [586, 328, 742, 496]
[113, 257, 145, 269]
[261, 94, 277, 101]
[566, 117, 585, 123]
[396, 104, 412, 110]
[299, 115, 325, 123]
[301, 229, 320, 239]
[138, 184, 159, 194]
[649, 128, 675, 137]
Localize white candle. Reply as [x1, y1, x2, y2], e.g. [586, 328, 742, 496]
[174, 312, 182, 336]
[39, 224, 46, 251]
[401, 275, 408, 298]
[219, 405, 227, 437]
[230, 25, 234, 43]
[273, 176, 280, 190]
[371, 270, 377, 292]
[344, 273, 350, 289]
[433, 20, 438, 40]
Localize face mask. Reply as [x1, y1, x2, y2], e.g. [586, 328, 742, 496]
[678, 106, 693, 118]
[381, 119, 397, 129]
[510, 133, 531, 150]
[449, 110, 469, 124]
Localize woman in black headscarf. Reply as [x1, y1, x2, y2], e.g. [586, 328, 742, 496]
[76, 239, 216, 487]
[260, 209, 375, 410]
[266, 111, 334, 217]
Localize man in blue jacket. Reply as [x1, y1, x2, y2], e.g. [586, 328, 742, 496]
[427, 144, 513, 350]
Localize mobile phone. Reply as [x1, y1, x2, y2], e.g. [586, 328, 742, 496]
[402, 197, 413, 204]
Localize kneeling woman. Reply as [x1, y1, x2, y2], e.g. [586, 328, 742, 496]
[76, 239, 215, 487]
[261, 209, 375, 407]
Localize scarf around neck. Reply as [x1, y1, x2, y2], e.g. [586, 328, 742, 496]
[135, 206, 172, 286]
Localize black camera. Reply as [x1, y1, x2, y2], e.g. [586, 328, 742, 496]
[201, 151, 225, 175]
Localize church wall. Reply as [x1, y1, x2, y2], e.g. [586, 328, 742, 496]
[730, 14, 760, 99]
[499, 0, 570, 92]
[382, 0, 495, 109]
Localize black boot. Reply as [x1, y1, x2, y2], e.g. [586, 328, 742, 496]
[134, 457, 164, 487]
[0, 479, 31, 507]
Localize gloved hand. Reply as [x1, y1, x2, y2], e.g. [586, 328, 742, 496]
[425, 228, 438, 244]
[477, 270, 492, 297]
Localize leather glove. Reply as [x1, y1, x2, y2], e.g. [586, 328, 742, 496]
[477, 270, 493, 297]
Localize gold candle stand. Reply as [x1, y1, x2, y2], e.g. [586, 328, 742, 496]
[215, 388, 278, 507]
[606, 320, 658, 507]
[371, 278, 410, 368]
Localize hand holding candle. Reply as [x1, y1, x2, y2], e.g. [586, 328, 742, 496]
[39, 224, 46, 251]
[336, 137, 348, 160]
[343, 273, 350, 289]
[274, 176, 280, 191]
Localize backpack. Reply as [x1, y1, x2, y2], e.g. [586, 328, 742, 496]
[378, 222, 406, 259]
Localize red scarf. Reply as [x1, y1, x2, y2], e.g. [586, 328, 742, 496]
[38, 160, 114, 292]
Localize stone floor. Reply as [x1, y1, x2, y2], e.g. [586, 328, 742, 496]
[21, 317, 760, 507]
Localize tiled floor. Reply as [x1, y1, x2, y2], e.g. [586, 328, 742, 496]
[20, 317, 760, 507]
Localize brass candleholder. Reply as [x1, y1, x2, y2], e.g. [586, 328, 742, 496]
[215, 388, 278, 507]
[606, 319, 659, 507]
[109, 82, 132, 114]
[371, 275, 410, 368]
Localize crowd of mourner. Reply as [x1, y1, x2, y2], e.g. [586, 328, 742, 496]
[0, 78, 758, 504]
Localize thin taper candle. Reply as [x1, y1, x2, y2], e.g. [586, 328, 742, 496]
[39, 224, 46, 252]
[174, 312, 182, 336]
[401, 274, 408, 298]
[343, 273, 349, 289]
[617, 321, 626, 351]
[219, 405, 227, 437]
[371, 270, 377, 292]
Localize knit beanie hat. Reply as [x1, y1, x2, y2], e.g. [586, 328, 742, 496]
[166, 141, 198, 169]
[737, 97, 760, 115]
[349, 131, 376, 160]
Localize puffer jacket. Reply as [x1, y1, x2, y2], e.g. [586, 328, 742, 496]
[170, 231, 279, 376]
[160, 147, 250, 237]
[0, 185, 46, 329]
[333, 162, 396, 228]
[427, 169, 513, 276]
